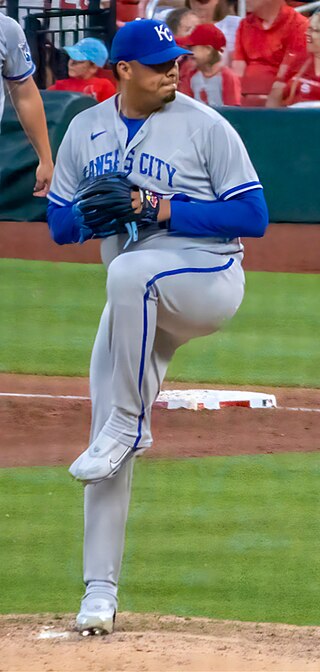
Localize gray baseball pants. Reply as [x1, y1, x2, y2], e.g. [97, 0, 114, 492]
[83, 243, 245, 606]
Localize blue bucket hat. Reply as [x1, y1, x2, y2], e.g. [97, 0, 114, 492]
[65, 38, 108, 68]
[110, 19, 192, 65]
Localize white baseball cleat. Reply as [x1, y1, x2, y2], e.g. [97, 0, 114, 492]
[69, 431, 137, 483]
[76, 595, 116, 635]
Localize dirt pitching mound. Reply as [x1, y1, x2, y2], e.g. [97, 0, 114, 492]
[2, 613, 320, 672]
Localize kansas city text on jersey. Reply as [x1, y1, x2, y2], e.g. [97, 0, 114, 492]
[83, 149, 177, 188]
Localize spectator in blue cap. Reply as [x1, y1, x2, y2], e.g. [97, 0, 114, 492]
[48, 37, 116, 103]
[65, 37, 109, 69]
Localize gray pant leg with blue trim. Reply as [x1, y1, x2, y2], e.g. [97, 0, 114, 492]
[97, 247, 244, 449]
[83, 245, 244, 593]
[83, 304, 180, 592]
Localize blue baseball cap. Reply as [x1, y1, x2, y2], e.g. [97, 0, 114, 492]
[110, 19, 192, 65]
[65, 38, 108, 68]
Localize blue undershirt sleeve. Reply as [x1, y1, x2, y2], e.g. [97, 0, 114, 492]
[47, 201, 81, 245]
[47, 187, 269, 245]
[169, 189, 269, 239]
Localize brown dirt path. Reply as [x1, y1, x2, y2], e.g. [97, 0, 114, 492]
[0, 374, 319, 468]
[1, 221, 320, 273]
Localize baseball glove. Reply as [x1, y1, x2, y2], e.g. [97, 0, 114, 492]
[72, 172, 160, 244]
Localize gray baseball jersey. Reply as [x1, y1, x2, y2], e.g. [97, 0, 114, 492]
[51, 92, 262, 615]
[49, 91, 261, 261]
[0, 14, 35, 123]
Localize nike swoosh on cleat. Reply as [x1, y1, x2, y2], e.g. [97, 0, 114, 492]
[109, 446, 132, 471]
[90, 130, 108, 140]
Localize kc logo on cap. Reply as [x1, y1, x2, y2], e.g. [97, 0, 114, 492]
[154, 24, 173, 43]
[110, 19, 191, 65]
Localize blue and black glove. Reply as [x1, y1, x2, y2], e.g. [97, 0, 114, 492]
[72, 172, 160, 244]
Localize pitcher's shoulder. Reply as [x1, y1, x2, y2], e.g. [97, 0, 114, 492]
[68, 94, 117, 128]
[167, 92, 231, 128]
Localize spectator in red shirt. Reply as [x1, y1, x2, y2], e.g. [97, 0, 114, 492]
[268, 9, 320, 106]
[178, 23, 241, 105]
[232, 0, 308, 106]
[48, 37, 116, 103]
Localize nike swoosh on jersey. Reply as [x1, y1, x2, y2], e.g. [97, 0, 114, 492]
[90, 130, 108, 140]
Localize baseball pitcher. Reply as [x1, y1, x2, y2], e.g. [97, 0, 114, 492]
[47, 19, 269, 635]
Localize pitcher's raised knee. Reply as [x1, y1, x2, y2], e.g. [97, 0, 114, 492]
[107, 253, 156, 301]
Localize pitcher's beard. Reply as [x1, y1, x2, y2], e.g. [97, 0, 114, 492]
[163, 90, 176, 103]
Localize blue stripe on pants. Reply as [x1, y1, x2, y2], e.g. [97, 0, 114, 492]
[133, 257, 235, 449]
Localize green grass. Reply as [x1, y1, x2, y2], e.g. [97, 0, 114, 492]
[0, 258, 319, 386]
[169, 271, 320, 387]
[1, 453, 320, 625]
[0, 259, 106, 376]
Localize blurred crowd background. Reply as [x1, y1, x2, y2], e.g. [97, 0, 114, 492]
[2, 0, 320, 110]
